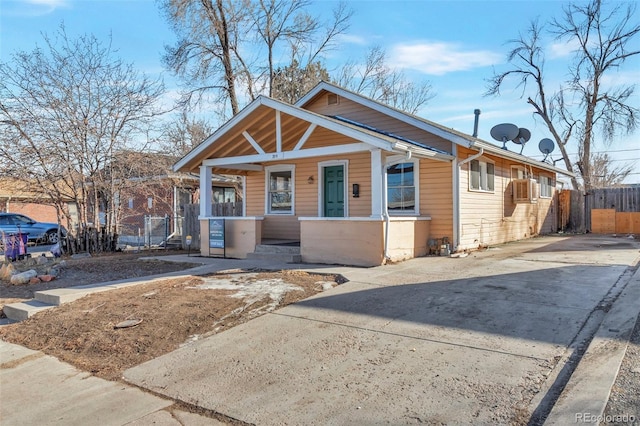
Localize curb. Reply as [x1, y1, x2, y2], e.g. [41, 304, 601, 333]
[544, 267, 640, 424]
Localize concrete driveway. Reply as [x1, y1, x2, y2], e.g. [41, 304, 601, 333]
[124, 235, 640, 425]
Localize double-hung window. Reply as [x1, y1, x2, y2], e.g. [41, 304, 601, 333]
[469, 159, 495, 192]
[539, 175, 553, 198]
[266, 165, 294, 214]
[387, 161, 417, 214]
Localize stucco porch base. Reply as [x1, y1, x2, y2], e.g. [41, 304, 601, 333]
[299, 217, 431, 267]
[199, 217, 263, 258]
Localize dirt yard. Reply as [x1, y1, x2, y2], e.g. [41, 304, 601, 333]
[0, 252, 341, 381]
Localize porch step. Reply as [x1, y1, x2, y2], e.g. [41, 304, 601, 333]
[2, 300, 56, 322]
[247, 244, 301, 263]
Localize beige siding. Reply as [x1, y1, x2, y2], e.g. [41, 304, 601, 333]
[305, 95, 453, 153]
[419, 159, 454, 241]
[243, 151, 373, 240]
[457, 147, 557, 249]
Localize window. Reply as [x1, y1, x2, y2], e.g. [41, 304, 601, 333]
[128, 198, 134, 209]
[539, 175, 553, 198]
[387, 161, 417, 213]
[147, 197, 153, 209]
[469, 159, 494, 192]
[213, 187, 236, 203]
[511, 166, 525, 180]
[266, 166, 294, 214]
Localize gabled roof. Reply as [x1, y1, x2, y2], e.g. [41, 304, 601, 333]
[296, 81, 574, 177]
[173, 95, 454, 173]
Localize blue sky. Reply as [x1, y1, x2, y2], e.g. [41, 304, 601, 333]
[1, 0, 639, 181]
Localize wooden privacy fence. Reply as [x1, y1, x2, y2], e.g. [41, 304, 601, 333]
[559, 187, 640, 234]
[181, 202, 243, 249]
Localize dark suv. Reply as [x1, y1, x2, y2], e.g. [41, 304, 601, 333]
[0, 213, 66, 245]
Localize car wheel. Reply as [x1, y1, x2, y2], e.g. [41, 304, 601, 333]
[46, 230, 59, 244]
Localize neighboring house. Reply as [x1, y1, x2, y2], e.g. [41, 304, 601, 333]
[0, 178, 75, 228]
[115, 171, 241, 244]
[173, 82, 573, 266]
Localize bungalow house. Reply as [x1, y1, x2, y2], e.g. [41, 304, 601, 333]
[173, 82, 573, 266]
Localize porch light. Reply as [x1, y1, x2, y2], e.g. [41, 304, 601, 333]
[307, 175, 314, 184]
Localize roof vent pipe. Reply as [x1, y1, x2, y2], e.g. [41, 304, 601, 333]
[472, 109, 481, 138]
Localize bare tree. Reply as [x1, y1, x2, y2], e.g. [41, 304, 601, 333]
[590, 152, 633, 188]
[335, 46, 435, 115]
[161, 0, 351, 117]
[486, 0, 640, 190]
[0, 25, 165, 252]
[160, 110, 214, 157]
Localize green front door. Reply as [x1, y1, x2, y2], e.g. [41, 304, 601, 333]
[323, 165, 344, 217]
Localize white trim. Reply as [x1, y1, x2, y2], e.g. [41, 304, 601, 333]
[242, 131, 266, 155]
[265, 164, 295, 215]
[299, 216, 431, 221]
[203, 143, 371, 167]
[317, 160, 349, 217]
[467, 156, 495, 193]
[293, 123, 317, 151]
[386, 158, 420, 216]
[241, 176, 247, 217]
[452, 144, 459, 251]
[370, 149, 383, 218]
[174, 98, 264, 172]
[199, 166, 212, 217]
[275, 110, 282, 153]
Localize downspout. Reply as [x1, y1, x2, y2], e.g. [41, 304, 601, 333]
[456, 145, 484, 251]
[382, 162, 390, 261]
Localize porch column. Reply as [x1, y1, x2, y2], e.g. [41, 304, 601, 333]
[370, 148, 384, 218]
[200, 166, 212, 217]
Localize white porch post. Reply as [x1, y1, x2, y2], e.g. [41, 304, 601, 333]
[200, 166, 213, 218]
[370, 149, 384, 218]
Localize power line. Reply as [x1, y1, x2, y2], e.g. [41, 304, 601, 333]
[529, 148, 640, 158]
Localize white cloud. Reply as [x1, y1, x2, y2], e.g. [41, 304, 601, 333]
[548, 38, 580, 59]
[5, 0, 70, 16]
[389, 41, 502, 75]
[336, 34, 369, 46]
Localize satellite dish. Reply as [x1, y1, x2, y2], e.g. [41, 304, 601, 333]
[490, 123, 519, 150]
[511, 128, 531, 154]
[538, 138, 556, 162]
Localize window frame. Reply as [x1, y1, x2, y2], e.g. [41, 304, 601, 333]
[386, 158, 419, 215]
[468, 158, 495, 193]
[539, 174, 554, 198]
[265, 164, 295, 215]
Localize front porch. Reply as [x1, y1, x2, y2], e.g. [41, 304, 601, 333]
[197, 216, 430, 267]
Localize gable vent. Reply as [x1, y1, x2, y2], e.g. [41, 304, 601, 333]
[327, 94, 339, 105]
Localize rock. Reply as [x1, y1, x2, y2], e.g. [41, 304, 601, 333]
[57, 260, 67, 269]
[38, 275, 55, 282]
[316, 281, 335, 291]
[631, 367, 640, 374]
[47, 268, 60, 278]
[29, 277, 42, 284]
[0, 263, 16, 280]
[10, 269, 38, 285]
[35, 255, 50, 265]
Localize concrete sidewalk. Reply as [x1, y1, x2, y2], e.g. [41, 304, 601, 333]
[1, 234, 639, 425]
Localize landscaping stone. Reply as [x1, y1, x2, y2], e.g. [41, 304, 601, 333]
[10, 269, 38, 285]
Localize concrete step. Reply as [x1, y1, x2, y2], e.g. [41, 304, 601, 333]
[254, 244, 300, 255]
[246, 252, 302, 263]
[3, 300, 55, 322]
